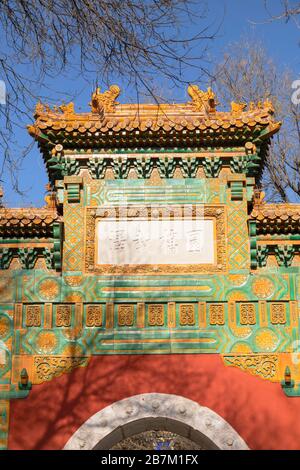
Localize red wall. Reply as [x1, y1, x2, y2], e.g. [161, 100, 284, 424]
[8, 354, 300, 450]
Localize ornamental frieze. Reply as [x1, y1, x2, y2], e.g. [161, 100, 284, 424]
[222, 354, 278, 380]
[33, 356, 89, 384]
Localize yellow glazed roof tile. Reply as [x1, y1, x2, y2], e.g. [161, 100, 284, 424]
[28, 85, 281, 145]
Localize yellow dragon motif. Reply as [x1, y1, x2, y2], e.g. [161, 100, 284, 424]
[90, 85, 121, 113]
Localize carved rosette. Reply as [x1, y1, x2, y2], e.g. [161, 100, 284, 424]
[254, 328, 279, 352]
[36, 331, 58, 354]
[252, 277, 274, 299]
[38, 278, 60, 301]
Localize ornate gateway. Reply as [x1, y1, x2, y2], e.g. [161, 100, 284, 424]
[1, 85, 300, 450]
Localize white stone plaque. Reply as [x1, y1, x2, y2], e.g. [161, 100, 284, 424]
[96, 219, 215, 265]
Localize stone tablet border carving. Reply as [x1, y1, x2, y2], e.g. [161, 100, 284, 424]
[85, 205, 227, 274]
[64, 393, 249, 450]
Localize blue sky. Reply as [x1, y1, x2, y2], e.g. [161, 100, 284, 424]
[2, 0, 299, 207]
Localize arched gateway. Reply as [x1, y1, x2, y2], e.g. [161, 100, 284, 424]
[64, 393, 248, 450]
[1, 84, 300, 450]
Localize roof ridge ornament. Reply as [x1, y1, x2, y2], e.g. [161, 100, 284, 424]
[44, 183, 57, 209]
[231, 101, 247, 114]
[261, 99, 275, 115]
[187, 85, 216, 113]
[58, 102, 75, 115]
[34, 102, 51, 118]
[253, 188, 266, 206]
[34, 101, 75, 117]
[89, 85, 121, 114]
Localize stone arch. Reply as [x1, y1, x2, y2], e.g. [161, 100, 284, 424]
[64, 393, 249, 450]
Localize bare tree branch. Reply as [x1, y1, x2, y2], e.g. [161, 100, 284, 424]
[262, 0, 300, 28]
[0, 0, 219, 196]
[212, 36, 300, 202]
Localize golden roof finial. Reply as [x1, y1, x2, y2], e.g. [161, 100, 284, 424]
[44, 184, 56, 209]
[263, 99, 275, 115]
[231, 101, 247, 114]
[253, 187, 265, 206]
[187, 85, 216, 113]
[34, 102, 44, 117]
[90, 85, 121, 113]
[59, 102, 75, 114]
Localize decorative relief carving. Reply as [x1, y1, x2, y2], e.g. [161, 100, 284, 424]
[252, 277, 274, 299]
[25, 305, 41, 327]
[38, 279, 60, 300]
[240, 304, 256, 325]
[62, 327, 82, 341]
[198, 302, 206, 328]
[90, 85, 120, 113]
[64, 276, 83, 287]
[228, 291, 248, 301]
[231, 101, 247, 114]
[56, 305, 72, 327]
[0, 314, 10, 338]
[179, 304, 195, 326]
[86, 305, 102, 327]
[106, 303, 114, 329]
[228, 274, 248, 287]
[85, 205, 227, 275]
[148, 305, 164, 326]
[118, 305, 134, 326]
[44, 303, 53, 328]
[227, 199, 249, 270]
[209, 304, 225, 325]
[223, 354, 278, 380]
[137, 303, 145, 328]
[168, 302, 176, 328]
[254, 328, 279, 352]
[34, 356, 89, 384]
[63, 198, 84, 271]
[14, 303, 22, 329]
[36, 331, 58, 354]
[187, 85, 216, 113]
[65, 293, 83, 303]
[290, 300, 298, 327]
[270, 303, 286, 324]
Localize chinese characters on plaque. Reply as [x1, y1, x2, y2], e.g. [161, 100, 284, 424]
[96, 219, 215, 265]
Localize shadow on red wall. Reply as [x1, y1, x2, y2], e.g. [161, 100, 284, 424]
[8, 354, 300, 450]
